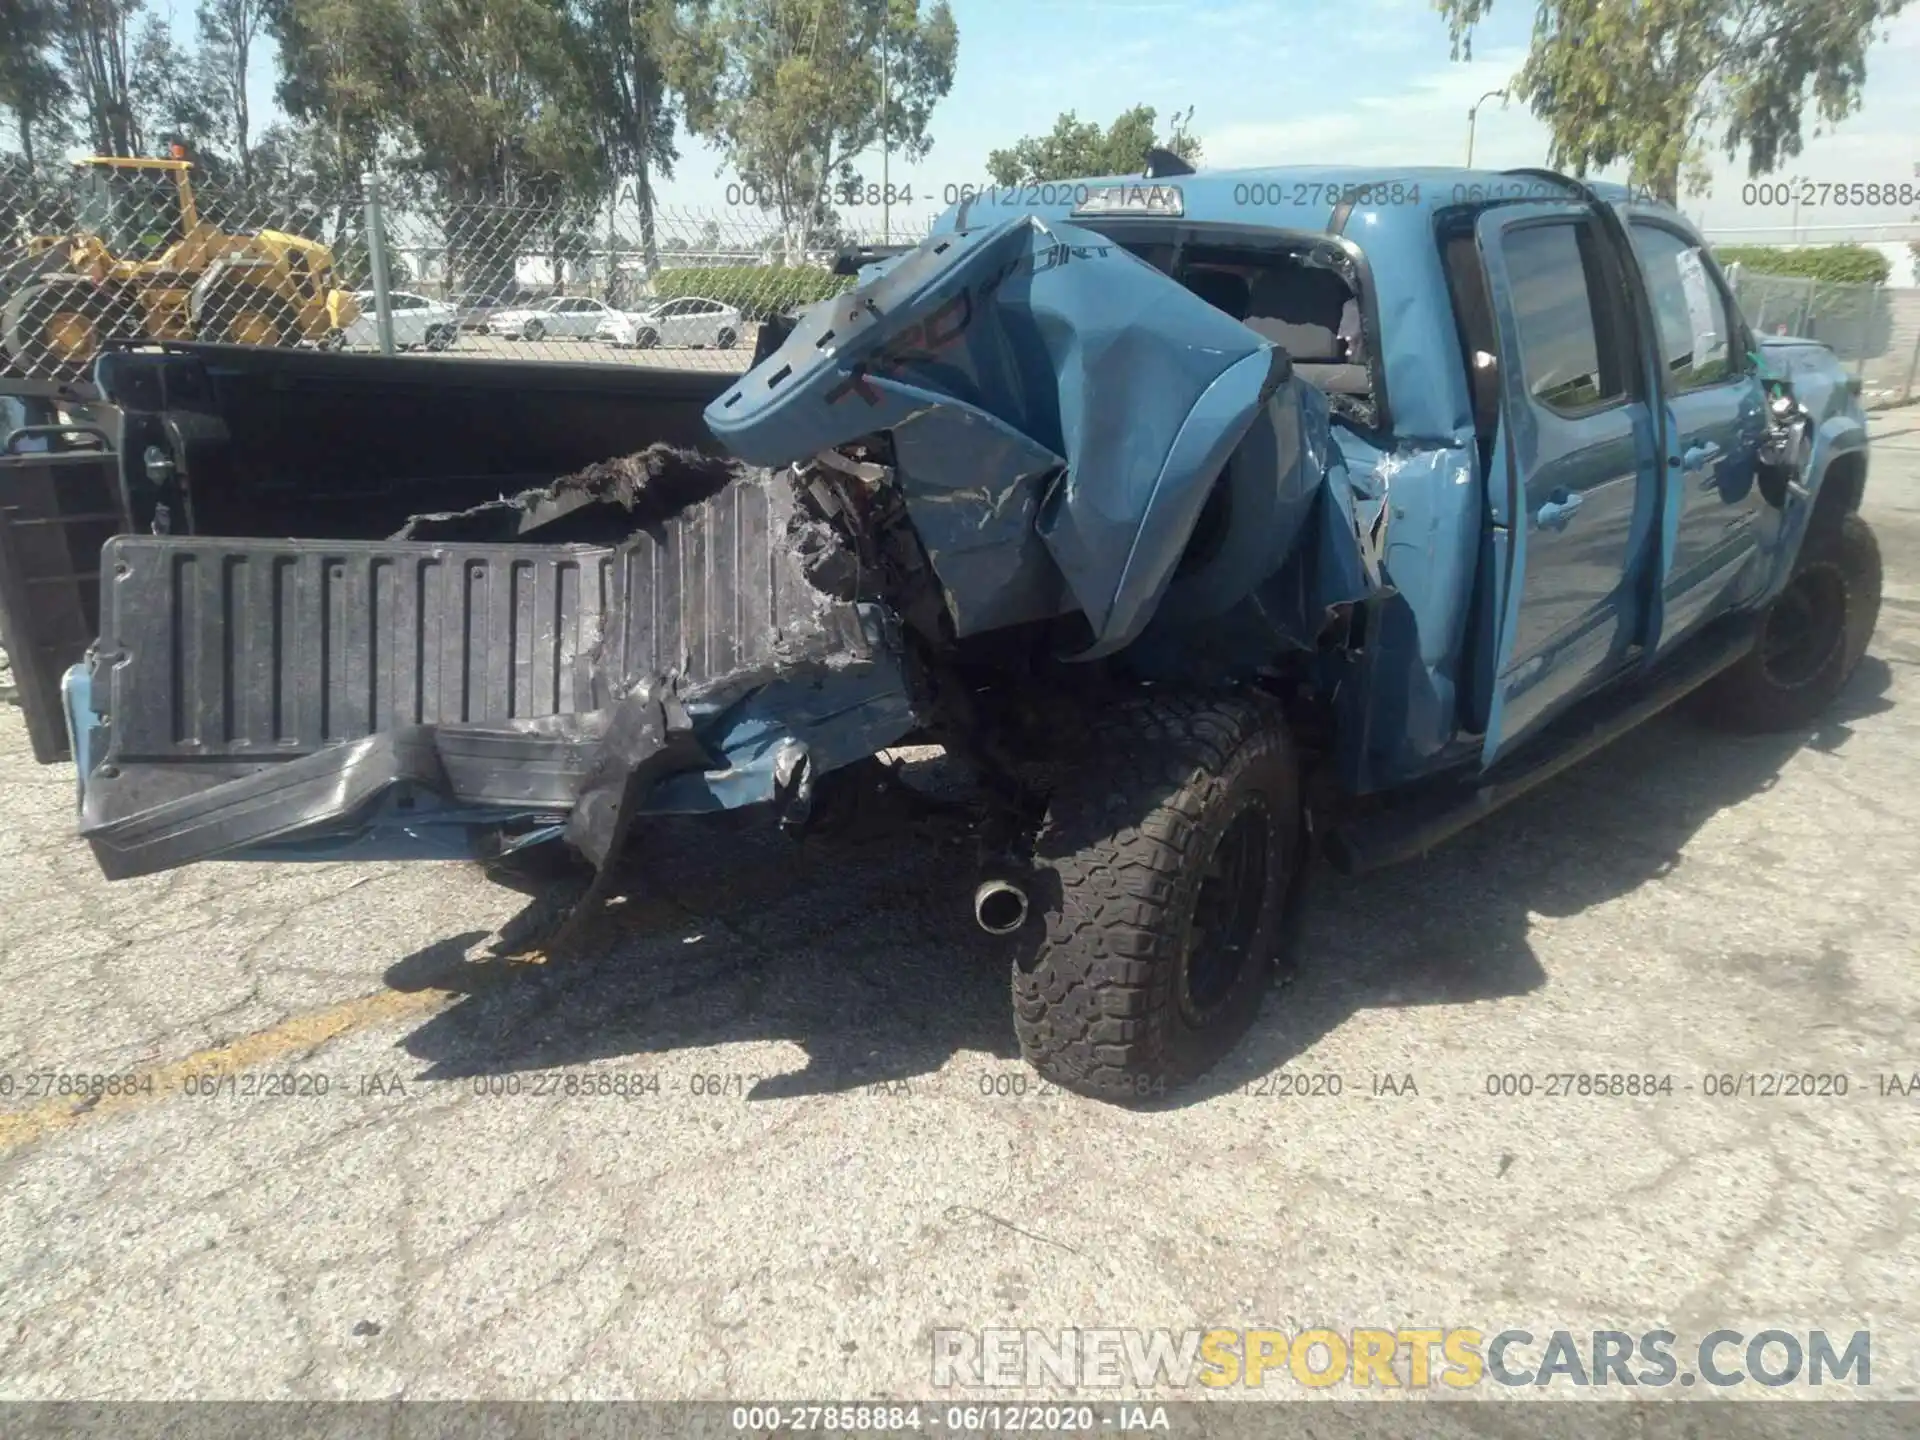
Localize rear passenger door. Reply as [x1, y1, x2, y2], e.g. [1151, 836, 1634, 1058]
[1627, 220, 1769, 650]
[1474, 204, 1663, 766]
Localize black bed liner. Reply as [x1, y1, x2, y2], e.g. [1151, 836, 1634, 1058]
[76, 473, 879, 879]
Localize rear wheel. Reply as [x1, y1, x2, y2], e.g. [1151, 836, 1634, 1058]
[2, 281, 126, 380]
[1699, 512, 1881, 732]
[716, 325, 738, 350]
[1012, 693, 1303, 1102]
[200, 288, 301, 348]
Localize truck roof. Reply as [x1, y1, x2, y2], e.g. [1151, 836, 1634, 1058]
[929, 164, 1690, 443]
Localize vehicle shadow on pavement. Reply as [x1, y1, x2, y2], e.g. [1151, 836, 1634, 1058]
[1174, 655, 1897, 1105]
[384, 659, 1894, 1108]
[386, 788, 1026, 1100]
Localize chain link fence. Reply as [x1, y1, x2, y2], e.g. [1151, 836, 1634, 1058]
[0, 161, 926, 381]
[1722, 263, 1920, 409]
[11, 160, 1920, 408]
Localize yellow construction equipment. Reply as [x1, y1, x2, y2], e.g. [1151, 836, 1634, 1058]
[1, 148, 360, 379]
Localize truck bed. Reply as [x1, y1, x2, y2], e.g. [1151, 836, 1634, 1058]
[71, 471, 893, 880]
[3, 346, 746, 761]
[108, 344, 741, 539]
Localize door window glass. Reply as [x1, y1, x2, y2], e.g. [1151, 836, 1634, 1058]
[1502, 222, 1628, 414]
[1631, 223, 1738, 389]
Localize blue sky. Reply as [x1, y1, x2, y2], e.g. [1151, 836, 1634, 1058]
[194, 0, 1920, 238]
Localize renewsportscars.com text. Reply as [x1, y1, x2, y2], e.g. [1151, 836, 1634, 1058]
[931, 1327, 1872, 1391]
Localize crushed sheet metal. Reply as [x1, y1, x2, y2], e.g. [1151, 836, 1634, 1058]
[390, 442, 747, 543]
[705, 215, 1326, 660]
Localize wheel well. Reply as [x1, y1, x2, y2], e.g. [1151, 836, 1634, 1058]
[1810, 449, 1867, 542]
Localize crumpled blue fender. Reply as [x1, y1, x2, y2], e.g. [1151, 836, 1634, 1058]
[705, 215, 1294, 658]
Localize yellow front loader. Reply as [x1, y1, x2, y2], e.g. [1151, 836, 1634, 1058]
[1, 151, 360, 380]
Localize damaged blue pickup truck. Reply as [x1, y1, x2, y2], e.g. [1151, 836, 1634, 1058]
[28, 165, 1879, 1101]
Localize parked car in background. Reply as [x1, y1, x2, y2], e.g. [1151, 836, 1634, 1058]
[597, 296, 743, 350]
[486, 296, 622, 341]
[592, 299, 664, 349]
[338, 291, 458, 351]
[451, 288, 521, 333]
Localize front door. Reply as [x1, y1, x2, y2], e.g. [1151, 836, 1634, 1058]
[1475, 203, 1663, 765]
[1627, 220, 1770, 650]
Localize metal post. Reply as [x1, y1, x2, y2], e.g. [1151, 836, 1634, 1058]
[1857, 282, 1878, 380]
[880, 23, 890, 245]
[1903, 317, 1920, 404]
[362, 169, 396, 356]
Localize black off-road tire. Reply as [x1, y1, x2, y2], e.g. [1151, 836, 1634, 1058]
[1700, 512, 1881, 732]
[1013, 693, 1303, 1102]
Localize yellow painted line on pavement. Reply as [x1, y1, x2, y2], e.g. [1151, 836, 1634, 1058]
[0, 844, 822, 1157]
[0, 893, 695, 1158]
[0, 982, 452, 1157]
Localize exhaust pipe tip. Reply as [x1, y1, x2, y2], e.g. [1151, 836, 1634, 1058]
[974, 878, 1030, 935]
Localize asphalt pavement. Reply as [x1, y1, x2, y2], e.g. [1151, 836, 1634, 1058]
[0, 416, 1917, 1405]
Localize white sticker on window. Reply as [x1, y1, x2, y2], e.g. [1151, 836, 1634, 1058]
[1676, 248, 1724, 365]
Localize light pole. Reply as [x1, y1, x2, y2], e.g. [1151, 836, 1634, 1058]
[1466, 89, 1508, 168]
[880, 21, 891, 244]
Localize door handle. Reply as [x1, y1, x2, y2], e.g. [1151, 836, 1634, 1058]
[1536, 489, 1584, 531]
[1685, 441, 1725, 491]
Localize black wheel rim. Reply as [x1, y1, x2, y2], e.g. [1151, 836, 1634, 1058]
[1183, 800, 1270, 1019]
[1760, 565, 1846, 690]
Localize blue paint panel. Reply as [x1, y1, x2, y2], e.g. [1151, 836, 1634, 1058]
[1471, 203, 1665, 763]
[706, 215, 1303, 659]
[1749, 338, 1870, 605]
[643, 641, 920, 814]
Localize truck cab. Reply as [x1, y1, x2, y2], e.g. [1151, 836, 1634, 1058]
[897, 167, 1869, 791]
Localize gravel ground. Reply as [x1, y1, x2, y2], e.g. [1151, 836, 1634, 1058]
[0, 416, 1916, 1406]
